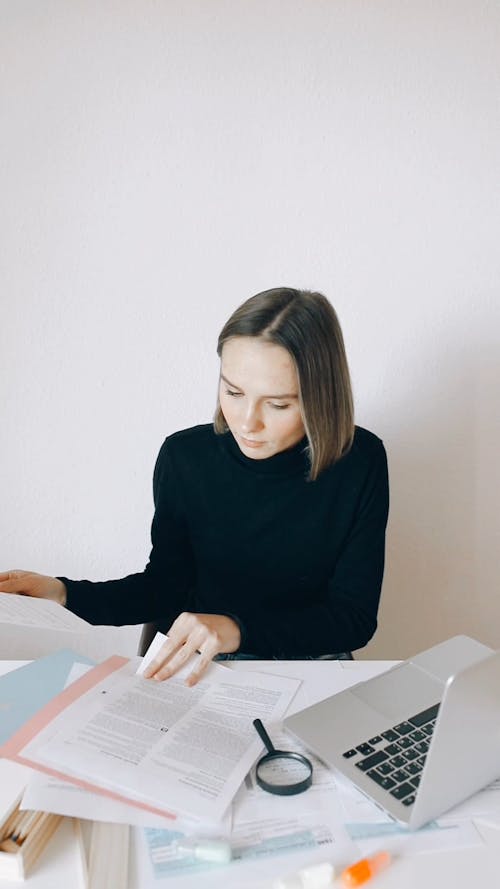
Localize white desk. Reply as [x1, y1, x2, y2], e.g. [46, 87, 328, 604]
[2, 659, 500, 889]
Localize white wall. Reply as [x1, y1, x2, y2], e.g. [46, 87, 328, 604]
[1, 0, 499, 658]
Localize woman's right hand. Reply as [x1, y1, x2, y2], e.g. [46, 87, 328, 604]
[0, 570, 67, 606]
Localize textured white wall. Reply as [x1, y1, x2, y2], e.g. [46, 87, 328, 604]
[1, 0, 499, 658]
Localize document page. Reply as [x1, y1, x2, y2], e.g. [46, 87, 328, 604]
[0, 592, 141, 660]
[11, 658, 300, 822]
[21, 772, 232, 831]
[0, 591, 89, 629]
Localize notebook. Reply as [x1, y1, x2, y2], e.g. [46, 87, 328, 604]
[284, 635, 500, 828]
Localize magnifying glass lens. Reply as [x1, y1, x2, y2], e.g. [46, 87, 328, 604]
[252, 719, 313, 795]
[257, 755, 311, 787]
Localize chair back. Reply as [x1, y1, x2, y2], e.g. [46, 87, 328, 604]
[138, 622, 158, 656]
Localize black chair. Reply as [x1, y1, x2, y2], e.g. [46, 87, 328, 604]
[138, 621, 159, 656]
[138, 621, 352, 660]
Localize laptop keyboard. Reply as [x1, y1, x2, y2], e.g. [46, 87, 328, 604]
[342, 703, 440, 807]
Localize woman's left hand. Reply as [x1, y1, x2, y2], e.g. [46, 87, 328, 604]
[142, 612, 241, 686]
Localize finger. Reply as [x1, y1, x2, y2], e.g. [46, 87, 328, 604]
[149, 640, 199, 681]
[184, 655, 212, 686]
[0, 578, 30, 593]
[0, 572, 15, 582]
[0, 569, 26, 584]
[185, 639, 221, 687]
[142, 612, 197, 678]
[143, 638, 185, 678]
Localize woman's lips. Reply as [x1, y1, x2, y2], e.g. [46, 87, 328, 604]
[240, 436, 265, 448]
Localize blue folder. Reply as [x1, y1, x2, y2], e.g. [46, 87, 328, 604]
[0, 649, 95, 745]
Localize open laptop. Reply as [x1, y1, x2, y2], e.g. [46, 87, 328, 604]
[284, 635, 500, 829]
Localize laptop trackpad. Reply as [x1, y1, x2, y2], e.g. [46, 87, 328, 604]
[351, 663, 444, 721]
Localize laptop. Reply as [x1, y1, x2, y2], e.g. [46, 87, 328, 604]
[284, 635, 500, 829]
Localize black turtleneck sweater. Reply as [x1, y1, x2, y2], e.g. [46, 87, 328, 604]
[63, 424, 389, 658]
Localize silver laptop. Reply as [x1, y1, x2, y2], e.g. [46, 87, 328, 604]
[284, 636, 500, 829]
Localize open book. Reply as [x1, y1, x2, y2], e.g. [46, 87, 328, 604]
[0, 591, 141, 661]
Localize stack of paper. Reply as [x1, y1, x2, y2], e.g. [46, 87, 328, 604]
[0, 649, 300, 825]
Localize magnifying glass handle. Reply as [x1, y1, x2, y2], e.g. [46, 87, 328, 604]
[253, 718, 276, 753]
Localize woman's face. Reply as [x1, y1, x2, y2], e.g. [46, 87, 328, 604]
[219, 337, 305, 460]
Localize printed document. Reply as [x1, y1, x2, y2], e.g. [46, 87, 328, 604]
[3, 656, 300, 822]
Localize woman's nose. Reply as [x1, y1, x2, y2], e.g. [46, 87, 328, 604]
[241, 403, 264, 433]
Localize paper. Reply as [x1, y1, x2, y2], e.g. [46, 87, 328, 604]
[132, 818, 356, 889]
[21, 774, 208, 830]
[21, 653, 234, 830]
[1, 656, 180, 822]
[136, 631, 167, 675]
[346, 815, 484, 857]
[20, 660, 180, 828]
[0, 592, 89, 629]
[335, 770, 484, 856]
[0, 591, 141, 661]
[229, 731, 355, 862]
[129, 729, 357, 885]
[3, 656, 300, 822]
[232, 660, 399, 717]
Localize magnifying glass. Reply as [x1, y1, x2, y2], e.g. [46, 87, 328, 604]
[252, 718, 313, 795]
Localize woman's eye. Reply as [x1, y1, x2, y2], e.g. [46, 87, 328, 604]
[270, 403, 289, 410]
[226, 389, 242, 397]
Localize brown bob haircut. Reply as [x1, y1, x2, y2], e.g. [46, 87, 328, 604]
[214, 287, 355, 480]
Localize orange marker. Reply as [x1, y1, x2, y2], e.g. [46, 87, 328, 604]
[341, 851, 391, 887]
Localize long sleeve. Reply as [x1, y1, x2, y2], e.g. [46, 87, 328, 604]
[232, 442, 389, 657]
[62, 440, 195, 626]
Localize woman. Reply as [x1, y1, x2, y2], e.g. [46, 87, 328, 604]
[0, 287, 389, 685]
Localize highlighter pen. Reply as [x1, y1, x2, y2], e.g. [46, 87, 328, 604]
[341, 851, 392, 887]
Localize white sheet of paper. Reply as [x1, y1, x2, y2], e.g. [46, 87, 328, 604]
[0, 620, 141, 661]
[0, 592, 142, 660]
[136, 631, 168, 675]
[21, 772, 231, 833]
[0, 591, 89, 629]
[348, 816, 484, 857]
[19, 658, 300, 822]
